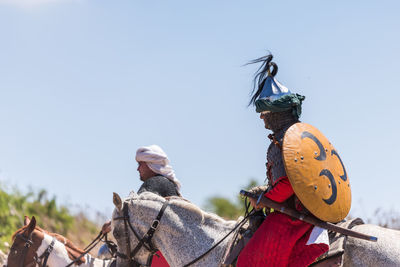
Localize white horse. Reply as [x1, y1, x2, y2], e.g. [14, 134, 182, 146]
[111, 191, 400, 267]
[6, 216, 114, 267]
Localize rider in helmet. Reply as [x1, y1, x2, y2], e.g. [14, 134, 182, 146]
[237, 54, 329, 267]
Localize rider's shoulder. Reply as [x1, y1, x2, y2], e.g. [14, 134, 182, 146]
[145, 175, 171, 184]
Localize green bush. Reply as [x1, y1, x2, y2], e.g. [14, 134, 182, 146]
[204, 179, 259, 220]
[0, 184, 99, 252]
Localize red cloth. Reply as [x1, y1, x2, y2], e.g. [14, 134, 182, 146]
[264, 176, 294, 203]
[151, 251, 169, 267]
[236, 177, 328, 267]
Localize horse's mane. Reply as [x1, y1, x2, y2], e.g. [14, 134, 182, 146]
[11, 225, 50, 241]
[129, 192, 237, 228]
[12, 225, 29, 241]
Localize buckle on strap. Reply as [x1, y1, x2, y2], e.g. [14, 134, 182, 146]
[150, 220, 160, 230]
[24, 240, 33, 248]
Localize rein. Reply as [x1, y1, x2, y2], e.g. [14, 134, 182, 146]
[64, 231, 106, 267]
[182, 211, 252, 267]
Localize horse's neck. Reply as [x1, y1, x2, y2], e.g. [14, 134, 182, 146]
[343, 224, 400, 267]
[38, 233, 112, 267]
[37, 233, 71, 266]
[149, 202, 236, 267]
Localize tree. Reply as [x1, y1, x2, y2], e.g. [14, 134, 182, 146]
[204, 178, 260, 220]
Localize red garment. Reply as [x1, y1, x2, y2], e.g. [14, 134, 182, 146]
[237, 177, 328, 267]
[151, 251, 169, 267]
[264, 176, 294, 203]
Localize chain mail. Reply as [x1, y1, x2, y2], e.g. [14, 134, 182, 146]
[138, 175, 180, 197]
[266, 110, 299, 185]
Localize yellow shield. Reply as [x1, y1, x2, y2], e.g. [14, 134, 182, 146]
[282, 123, 351, 222]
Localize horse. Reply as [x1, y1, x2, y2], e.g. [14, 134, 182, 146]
[111, 191, 400, 267]
[5, 216, 115, 267]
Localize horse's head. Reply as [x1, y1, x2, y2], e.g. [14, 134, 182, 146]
[111, 192, 165, 267]
[6, 216, 87, 267]
[6, 216, 44, 267]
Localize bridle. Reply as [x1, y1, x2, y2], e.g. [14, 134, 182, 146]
[5, 230, 116, 267]
[113, 200, 169, 267]
[113, 198, 253, 267]
[6, 232, 56, 267]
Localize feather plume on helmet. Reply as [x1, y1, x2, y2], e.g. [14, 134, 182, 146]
[248, 54, 305, 119]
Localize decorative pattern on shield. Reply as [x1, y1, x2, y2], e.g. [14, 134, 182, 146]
[282, 123, 351, 222]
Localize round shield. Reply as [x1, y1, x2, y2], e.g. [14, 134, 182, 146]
[282, 123, 351, 222]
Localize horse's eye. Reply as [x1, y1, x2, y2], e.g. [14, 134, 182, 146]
[113, 228, 120, 239]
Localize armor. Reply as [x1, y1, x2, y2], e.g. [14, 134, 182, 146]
[265, 110, 299, 186]
[137, 175, 180, 197]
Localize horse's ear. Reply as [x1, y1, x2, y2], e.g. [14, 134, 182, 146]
[113, 192, 122, 212]
[26, 216, 36, 234]
[24, 216, 31, 226]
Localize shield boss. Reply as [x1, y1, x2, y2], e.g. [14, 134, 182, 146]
[283, 123, 351, 222]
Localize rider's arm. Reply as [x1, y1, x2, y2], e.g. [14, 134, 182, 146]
[264, 176, 294, 203]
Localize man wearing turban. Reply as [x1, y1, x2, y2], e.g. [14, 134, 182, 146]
[102, 144, 181, 232]
[100, 145, 180, 266]
[136, 145, 181, 197]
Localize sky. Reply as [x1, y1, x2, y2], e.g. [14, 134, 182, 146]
[0, 0, 399, 223]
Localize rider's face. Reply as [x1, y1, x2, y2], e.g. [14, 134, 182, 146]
[260, 111, 272, 130]
[137, 162, 155, 181]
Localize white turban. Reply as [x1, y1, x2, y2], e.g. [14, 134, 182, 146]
[135, 145, 181, 190]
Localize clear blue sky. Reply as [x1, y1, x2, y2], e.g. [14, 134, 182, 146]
[0, 0, 399, 222]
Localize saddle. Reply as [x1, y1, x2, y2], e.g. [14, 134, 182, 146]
[221, 216, 364, 267]
[311, 218, 364, 267]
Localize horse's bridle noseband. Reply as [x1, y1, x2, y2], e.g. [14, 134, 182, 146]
[6, 233, 56, 267]
[113, 200, 169, 267]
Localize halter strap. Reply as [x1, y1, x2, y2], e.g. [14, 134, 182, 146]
[36, 237, 56, 267]
[114, 199, 169, 266]
[129, 200, 169, 257]
[15, 233, 33, 267]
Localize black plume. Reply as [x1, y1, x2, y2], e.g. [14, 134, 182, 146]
[247, 53, 278, 106]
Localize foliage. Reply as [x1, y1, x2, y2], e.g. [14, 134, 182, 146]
[368, 209, 400, 230]
[204, 178, 259, 220]
[0, 184, 99, 253]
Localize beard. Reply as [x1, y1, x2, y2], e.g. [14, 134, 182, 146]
[261, 110, 298, 133]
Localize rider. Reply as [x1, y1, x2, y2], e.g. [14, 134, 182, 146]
[100, 145, 180, 266]
[236, 54, 329, 267]
[136, 145, 181, 197]
[102, 144, 181, 234]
